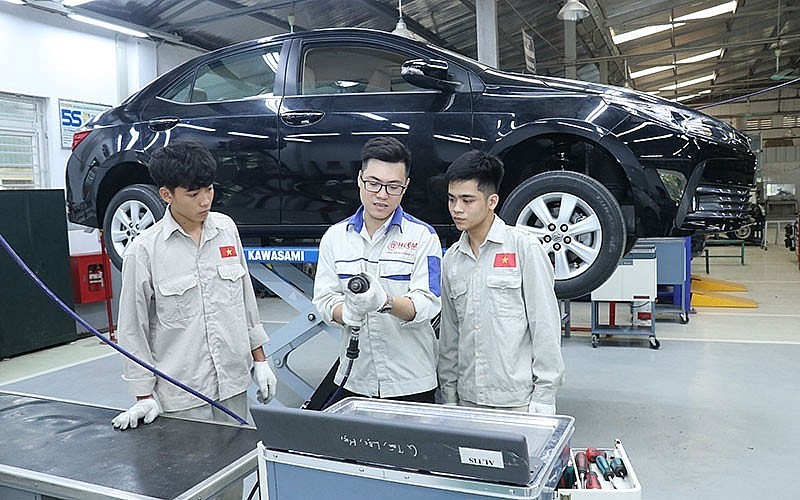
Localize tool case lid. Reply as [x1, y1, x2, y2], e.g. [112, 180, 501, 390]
[253, 398, 573, 489]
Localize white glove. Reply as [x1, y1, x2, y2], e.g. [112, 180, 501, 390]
[253, 360, 278, 404]
[111, 398, 161, 430]
[340, 303, 365, 327]
[344, 272, 388, 315]
[528, 401, 556, 415]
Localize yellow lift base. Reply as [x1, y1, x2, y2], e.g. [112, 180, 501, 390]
[691, 275, 747, 292]
[690, 275, 757, 308]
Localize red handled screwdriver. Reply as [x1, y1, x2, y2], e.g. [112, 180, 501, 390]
[585, 471, 602, 489]
[575, 452, 588, 488]
[585, 447, 606, 463]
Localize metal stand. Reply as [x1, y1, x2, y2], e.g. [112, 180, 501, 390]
[245, 247, 340, 405]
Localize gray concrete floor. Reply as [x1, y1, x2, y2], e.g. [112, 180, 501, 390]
[2, 241, 799, 499]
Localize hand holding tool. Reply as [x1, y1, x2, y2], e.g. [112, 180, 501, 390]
[344, 272, 388, 315]
[575, 452, 588, 488]
[527, 401, 556, 414]
[595, 455, 617, 489]
[253, 360, 278, 404]
[111, 398, 161, 430]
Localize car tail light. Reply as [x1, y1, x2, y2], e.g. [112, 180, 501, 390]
[71, 130, 92, 151]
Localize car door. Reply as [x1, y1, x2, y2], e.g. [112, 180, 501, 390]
[138, 42, 286, 226]
[278, 35, 474, 230]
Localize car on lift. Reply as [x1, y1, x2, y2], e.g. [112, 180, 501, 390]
[65, 28, 756, 299]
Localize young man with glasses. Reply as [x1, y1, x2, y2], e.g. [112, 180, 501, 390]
[313, 136, 442, 405]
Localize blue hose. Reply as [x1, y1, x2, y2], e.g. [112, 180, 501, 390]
[0, 233, 248, 425]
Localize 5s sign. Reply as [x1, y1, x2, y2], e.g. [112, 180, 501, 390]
[58, 99, 111, 149]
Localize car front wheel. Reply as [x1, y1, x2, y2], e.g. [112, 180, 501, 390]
[103, 184, 166, 269]
[499, 171, 627, 299]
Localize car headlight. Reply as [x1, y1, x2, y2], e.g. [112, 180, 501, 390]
[605, 96, 727, 141]
[656, 169, 687, 204]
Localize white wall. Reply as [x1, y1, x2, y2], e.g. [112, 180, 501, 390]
[0, 3, 204, 254]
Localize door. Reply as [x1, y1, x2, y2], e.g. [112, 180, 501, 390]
[278, 37, 474, 230]
[139, 43, 286, 225]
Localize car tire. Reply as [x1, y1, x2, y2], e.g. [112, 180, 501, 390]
[499, 171, 627, 299]
[103, 184, 166, 269]
[726, 226, 752, 241]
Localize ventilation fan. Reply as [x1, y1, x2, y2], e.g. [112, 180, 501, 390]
[770, 49, 797, 80]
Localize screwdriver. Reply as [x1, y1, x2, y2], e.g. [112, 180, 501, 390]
[595, 456, 617, 489]
[585, 447, 606, 463]
[575, 452, 588, 488]
[558, 465, 576, 489]
[610, 456, 628, 479]
[585, 470, 602, 489]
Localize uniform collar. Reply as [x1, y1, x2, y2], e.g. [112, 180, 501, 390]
[161, 207, 220, 242]
[347, 205, 405, 235]
[455, 214, 506, 256]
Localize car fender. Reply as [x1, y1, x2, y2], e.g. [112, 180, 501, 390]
[488, 119, 670, 237]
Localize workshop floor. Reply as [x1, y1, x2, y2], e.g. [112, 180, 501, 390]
[2, 241, 798, 499]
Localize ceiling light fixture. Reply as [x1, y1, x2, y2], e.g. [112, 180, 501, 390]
[557, 0, 590, 21]
[630, 50, 724, 79]
[67, 13, 148, 38]
[674, 1, 737, 21]
[658, 72, 716, 91]
[391, 0, 422, 40]
[63, 0, 96, 6]
[612, 23, 685, 44]
[1, 0, 25, 5]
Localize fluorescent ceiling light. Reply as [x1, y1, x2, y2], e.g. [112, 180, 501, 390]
[612, 23, 685, 44]
[63, 0, 95, 6]
[68, 13, 148, 38]
[674, 1, 737, 21]
[1, 0, 25, 4]
[658, 73, 716, 91]
[674, 89, 712, 102]
[630, 50, 723, 79]
[630, 65, 674, 79]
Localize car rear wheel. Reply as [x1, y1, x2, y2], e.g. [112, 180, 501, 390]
[726, 226, 752, 241]
[499, 171, 627, 299]
[103, 184, 166, 269]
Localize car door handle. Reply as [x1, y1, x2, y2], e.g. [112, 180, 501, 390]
[148, 117, 180, 131]
[281, 110, 325, 126]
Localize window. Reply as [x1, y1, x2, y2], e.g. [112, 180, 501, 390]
[301, 46, 417, 95]
[0, 93, 45, 189]
[160, 47, 281, 103]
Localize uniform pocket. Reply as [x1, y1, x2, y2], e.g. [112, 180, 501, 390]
[447, 279, 469, 320]
[217, 262, 246, 304]
[380, 260, 413, 296]
[156, 273, 201, 324]
[486, 273, 524, 319]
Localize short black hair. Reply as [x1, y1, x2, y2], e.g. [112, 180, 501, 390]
[148, 141, 216, 191]
[360, 136, 411, 177]
[445, 150, 504, 195]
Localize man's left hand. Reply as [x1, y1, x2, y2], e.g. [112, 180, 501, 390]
[528, 401, 556, 415]
[344, 272, 388, 315]
[253, 361, 278, 404]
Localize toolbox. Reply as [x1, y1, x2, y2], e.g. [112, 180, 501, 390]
[557, 439, 641, 499]
[254, 398, 575, 499]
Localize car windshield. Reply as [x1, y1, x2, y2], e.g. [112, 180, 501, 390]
[426, 43, 490, 73]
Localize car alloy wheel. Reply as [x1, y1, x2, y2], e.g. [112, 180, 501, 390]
[103, 184, 166, 269]
[500, 171, 626, 299]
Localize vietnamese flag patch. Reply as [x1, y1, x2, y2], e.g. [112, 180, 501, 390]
[493, 252, 517, 268]
[219, 245, 237, 258]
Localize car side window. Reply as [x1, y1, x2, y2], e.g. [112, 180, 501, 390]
[301, 46, 417, 95]
[161, 47, 281, 103]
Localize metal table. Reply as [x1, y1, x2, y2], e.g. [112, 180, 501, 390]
[0, 391, 259, 499]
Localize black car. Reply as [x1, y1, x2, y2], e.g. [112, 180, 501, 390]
[65, 28, 756, 299]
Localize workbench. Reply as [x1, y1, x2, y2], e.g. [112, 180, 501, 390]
[703, 239, 745, 273]
[0, 391, 259, 499]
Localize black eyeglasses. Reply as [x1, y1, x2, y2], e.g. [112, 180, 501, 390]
[359, 173, 407, 196]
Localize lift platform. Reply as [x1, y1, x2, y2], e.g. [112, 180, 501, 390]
[244, 247, 339, 405]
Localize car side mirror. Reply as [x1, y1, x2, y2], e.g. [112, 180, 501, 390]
[401, 59, 461, 93]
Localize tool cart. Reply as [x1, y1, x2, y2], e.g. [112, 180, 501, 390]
[590, 246, 659, 349]
[637, 237, 691, 324]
